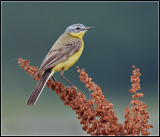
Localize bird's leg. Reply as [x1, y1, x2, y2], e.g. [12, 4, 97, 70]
[60, 71, 73, 87]
[60, 71, 82, 93]
[52, 76, 56, 82]
[51, 76, 57, 88]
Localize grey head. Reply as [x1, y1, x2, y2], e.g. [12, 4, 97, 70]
[65, 23, 94, 33]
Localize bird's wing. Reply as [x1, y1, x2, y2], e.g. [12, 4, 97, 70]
[37, 40, 82, 74]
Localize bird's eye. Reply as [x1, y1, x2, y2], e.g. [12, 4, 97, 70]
[76, 27, 80, 30]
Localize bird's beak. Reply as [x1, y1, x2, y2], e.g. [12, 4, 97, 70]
[86, 27, 94, 31]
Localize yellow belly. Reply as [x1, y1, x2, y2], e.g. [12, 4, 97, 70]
[52, 40, 84, 73]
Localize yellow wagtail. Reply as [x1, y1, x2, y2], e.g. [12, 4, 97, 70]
[27, 23, 94, 106]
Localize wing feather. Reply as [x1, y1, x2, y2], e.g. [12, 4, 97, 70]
[37, 40, 81, 75]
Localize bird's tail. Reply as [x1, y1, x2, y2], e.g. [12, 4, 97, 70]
[26, 69, 53, 106]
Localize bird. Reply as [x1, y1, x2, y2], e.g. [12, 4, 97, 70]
[26, 23, 94, 106]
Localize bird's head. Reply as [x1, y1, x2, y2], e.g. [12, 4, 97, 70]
[65, 23, 94, 39]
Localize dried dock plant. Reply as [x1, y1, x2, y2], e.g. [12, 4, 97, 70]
[18, 58, 153, 136]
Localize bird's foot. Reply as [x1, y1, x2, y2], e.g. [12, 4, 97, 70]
[66, 86, 82, 93]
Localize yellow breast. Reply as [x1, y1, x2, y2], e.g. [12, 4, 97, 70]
[52, 39, 84, 72]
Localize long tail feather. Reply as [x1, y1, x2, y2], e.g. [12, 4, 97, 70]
[26, 69, 52, 106]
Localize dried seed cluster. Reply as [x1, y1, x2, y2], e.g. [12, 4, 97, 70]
[77, 67, 124, 135]
[18, 58, 153, 136]
[124, 65, 153, 136]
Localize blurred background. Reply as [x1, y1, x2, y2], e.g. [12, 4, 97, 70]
[2, 2, 158, 135]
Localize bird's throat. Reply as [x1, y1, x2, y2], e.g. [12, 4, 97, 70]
[70, 31, 86, 39]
